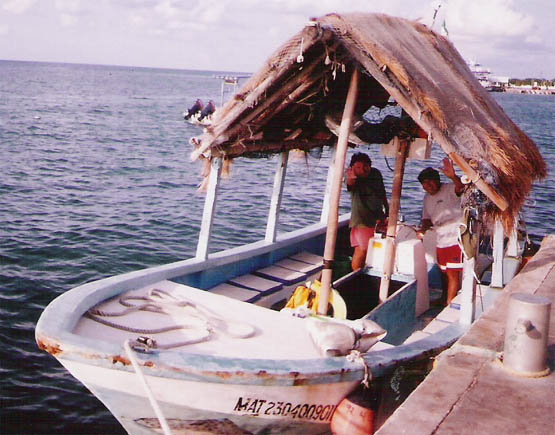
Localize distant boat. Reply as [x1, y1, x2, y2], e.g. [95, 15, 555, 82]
[467, 60, 493, 89]
[467, 60, 507, 92]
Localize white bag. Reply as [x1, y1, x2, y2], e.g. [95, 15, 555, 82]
[307, 316, 387, 357]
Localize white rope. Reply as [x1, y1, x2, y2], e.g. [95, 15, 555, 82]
[346, 350, 372, 388]
[123, 339, 172, 435]
[87, 288, 255, 349]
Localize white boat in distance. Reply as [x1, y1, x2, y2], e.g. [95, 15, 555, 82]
[36, 13, 546, 434]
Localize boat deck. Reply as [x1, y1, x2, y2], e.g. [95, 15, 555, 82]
[73, 245, 466, 359]
[376, 234, 555, 435]
[74, 279, 325, 360]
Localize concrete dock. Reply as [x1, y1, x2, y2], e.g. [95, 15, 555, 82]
[377, 235, 555, 435]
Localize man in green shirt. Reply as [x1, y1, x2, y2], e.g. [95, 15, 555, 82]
[346, 152, 389, 270]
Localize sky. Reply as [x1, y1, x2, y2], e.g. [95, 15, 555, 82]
[1, 0, 554, 78]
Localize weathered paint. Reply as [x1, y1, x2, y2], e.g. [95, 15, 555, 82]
[36, 335, 62, 356]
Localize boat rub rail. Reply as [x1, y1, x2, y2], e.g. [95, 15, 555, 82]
[36, 335, 364, 384]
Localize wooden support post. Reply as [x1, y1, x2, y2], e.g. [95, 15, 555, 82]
[318, 68, 359, 315]
[460, 221, 481, 324]
[378, 138, 409, 303]
[491, 219, 504, 288]
[266, 151, 289, 243]
[321, 145, 337, 223]
[196, 158, 222, 260]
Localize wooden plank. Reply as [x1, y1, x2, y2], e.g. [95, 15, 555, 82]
[275, 258, 323, 275]
[289, 251, 324, 265]
[228, 274, 282, 295]
[254, 265, 307, 286]
[210, 283, 261, 303]
[215, 138, 332, 159]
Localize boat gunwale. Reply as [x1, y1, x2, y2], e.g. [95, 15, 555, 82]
[37, 321, 466, 386]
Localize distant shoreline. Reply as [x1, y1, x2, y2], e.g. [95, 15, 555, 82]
[504, 87, 555, 96]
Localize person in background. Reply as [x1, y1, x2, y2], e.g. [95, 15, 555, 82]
[417, 157, 465, 305]
[346, 152, 389, 271]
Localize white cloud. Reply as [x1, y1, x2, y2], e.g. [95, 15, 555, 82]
[0, 24, 8, 35]
[1, 0, 552, 77]
[445, 0, 534, 38]
[153, 0, 181, 20]
[2, 0, 36, 14]
[59, 12, 76, 27]
[54, 0, 84, 13]
[197, 2, 226, 24]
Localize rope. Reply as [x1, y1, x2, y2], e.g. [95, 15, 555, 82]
[123, 339, 173, 435]
[86, 288, 255, 350]
[346, 350, 372, 388]
[458, 208, 485, 312]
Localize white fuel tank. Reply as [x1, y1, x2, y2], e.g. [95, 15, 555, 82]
[365, 228, 433, 316]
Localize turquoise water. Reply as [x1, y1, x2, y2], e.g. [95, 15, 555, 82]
[0, 60, 553, 433]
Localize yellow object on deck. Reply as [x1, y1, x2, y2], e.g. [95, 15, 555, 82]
[285, 280, 347, 319]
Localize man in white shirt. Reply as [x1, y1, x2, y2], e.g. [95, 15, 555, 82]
[417, 158, 465, 305]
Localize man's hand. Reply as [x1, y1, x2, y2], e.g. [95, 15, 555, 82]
[418, 219, 433, 239]
[345, 167, 356, 186]
[440, 157, 464, 195]
[440, 157, 456, 179]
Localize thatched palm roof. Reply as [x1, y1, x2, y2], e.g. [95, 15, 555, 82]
[191, 12, 546, 227]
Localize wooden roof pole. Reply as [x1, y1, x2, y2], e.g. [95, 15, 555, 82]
[378, 138, 409, 302]
[318, 67, 360, 315]
[449, 152, 508, 211]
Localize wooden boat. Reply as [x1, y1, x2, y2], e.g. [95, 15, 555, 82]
[36, 13, 546, 435]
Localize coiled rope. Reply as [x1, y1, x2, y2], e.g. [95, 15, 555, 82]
[86, 288, 255, 350]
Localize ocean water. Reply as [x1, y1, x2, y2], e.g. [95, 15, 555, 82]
[0, 60, 553, 434]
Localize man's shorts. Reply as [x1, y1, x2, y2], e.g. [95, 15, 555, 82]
[436, 244, 463, 272]
[350, 226, 375, 250]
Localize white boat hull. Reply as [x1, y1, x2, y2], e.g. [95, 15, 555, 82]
[60, 357, 356, 434]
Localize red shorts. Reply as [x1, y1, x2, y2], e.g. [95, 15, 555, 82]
[350, 226, 375, 250]
[436, 244, 463, 271]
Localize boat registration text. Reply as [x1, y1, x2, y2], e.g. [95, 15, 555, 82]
[234, 397, 337, 421]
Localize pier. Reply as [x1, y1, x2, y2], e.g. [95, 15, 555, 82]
[377, 235, 555, 435]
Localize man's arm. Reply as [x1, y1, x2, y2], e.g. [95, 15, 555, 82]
[372, 169, 389, 217]
[440, 157, 464, 196]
